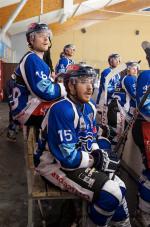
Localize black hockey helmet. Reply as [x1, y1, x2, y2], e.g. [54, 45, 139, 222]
[108, 53, 121, 63]
[26, 22, 52, 41]
[64, 64, 96, 82]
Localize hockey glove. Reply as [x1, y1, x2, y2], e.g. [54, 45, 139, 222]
[91, 149, 120, 173]
[101, 151, 120, 173]
[91, 149, 104, 171]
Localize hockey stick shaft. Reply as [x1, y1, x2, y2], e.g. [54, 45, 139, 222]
[111, 86, 150, 179]
[114, 85, 150, 155]
[104, 63, 127, 104]
[97, 63, 127, 126]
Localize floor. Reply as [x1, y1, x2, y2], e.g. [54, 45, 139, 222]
[0, 102, 139, 227]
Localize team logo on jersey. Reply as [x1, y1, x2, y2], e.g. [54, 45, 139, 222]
[93, 126, 97, 134]
[37, 80, 55, 94]
[76, 132, 93, 152]
[88, 113, 94, 128]
[79, 116, 86, 131]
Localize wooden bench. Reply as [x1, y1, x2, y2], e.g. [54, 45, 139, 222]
[23, 126, 87, 227]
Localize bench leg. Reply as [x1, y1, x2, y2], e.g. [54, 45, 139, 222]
[27, 198, 34, 227]
[37, 200, 46, 227]
[81, 200, 87, 227]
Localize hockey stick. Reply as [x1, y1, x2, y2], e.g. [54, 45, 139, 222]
[114, 85, 150, 155]
[104, 63, 127, 104]
[111, 85, 150, 179]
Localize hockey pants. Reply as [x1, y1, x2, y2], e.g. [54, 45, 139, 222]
[36, 151, 131, 227]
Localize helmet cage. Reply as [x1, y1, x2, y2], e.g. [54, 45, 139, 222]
[69, 76, 96, 85]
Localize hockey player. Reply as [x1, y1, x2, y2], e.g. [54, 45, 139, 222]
[55, 44, 75, 74]
[6, 73, 17, 141]
[121, 61, 139, 119]
[11, 22, 66, 127]
[132, 47, 150, 226]
[37, 64, 131, 227]
[107, 61, 139, 150]
[96, 53, 121, 126]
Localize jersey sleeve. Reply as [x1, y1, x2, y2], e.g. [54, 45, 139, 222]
[20, 53, 66, 101]
[136, 71, 150, 118]
[55, 57, 69, 74]
[47, 100, 90, 170]
[96, 69, 108, 104]
[123, 76, 136, 100]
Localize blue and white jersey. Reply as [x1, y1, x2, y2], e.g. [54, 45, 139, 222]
[47, 98, 98, 170]
[96, 67, 121, 105]
[121, 74, 137, 117]
[136, 70, 150, 120]
[55, 56, 74, 74]
[11, 51, 66, 124]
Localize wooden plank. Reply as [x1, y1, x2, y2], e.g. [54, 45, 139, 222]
[46, 184, 62, 197]
[32, 173, 47, 197]
[0, 0, 86, 27]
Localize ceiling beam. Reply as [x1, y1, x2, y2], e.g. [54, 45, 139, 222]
[59, 0, 74, 23]
[0, 0, 85, 27]
[0, 0, 28, 37]
[50, 0, 150, 35]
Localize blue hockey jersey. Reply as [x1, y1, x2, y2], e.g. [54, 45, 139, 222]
[96, 67, 121, 105]
[136, 70, 150, 120]
[46, 98, 98, 170]
[121, 74, 137, 117]
[11, 51, 66, 124]
[55, 56, 74, 74]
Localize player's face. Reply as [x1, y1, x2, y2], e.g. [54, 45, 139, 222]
[109, 57, 120, 68]
[31, 32, 50, 52]
[65, 48, 75, 57]
[128, 66, 138, 76]
[74, 76, 94, 103]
